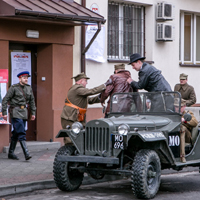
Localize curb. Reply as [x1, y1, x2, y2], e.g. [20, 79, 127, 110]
[0, 175, 123, 198]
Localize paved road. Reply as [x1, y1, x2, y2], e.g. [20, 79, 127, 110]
[4, 171, 200, 200]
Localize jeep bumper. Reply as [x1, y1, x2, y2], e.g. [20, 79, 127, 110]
[56, 155, 119, 165]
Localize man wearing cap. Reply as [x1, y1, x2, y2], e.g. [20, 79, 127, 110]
[174, 98, 198, 162]
[100, 64, 140, 117]
[2, 71, 36, 160]
[127, 53, 171, 92]
[174, 73, 196, 107]
[61, 72, 111, 144]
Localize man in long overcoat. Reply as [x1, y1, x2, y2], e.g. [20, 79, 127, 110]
[61, 72, 110, 144]
[174, 73, 196, 107]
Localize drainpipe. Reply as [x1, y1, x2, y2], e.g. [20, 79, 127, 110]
[81, 0, 86, 73]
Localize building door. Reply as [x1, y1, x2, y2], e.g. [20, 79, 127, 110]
[9, 43, 37, 141]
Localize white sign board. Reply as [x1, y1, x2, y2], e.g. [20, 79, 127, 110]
[11, 52, 32, 85]
[85, 25, 105, 63]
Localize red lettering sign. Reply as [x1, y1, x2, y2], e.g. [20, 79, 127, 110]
[0, 69, 8, 83]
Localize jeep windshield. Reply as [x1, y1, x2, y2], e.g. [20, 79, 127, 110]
[110, 92, 181, 114]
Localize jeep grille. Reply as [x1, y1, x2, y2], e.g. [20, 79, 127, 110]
[85, 127, 110, 155]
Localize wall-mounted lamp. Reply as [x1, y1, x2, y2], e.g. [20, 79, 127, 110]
[26, 30, 39, 38]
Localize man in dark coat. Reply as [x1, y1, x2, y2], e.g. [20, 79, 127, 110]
[100, 64, 140, 117]
[174, 73, 196, 107]
[61, 72, 111, 144]
[127, 53, 172, 92]
[2, 71, 36, 160]
[127, 53, 172, 112]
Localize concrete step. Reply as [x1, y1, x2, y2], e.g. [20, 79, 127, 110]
[3, 141, 61, 153]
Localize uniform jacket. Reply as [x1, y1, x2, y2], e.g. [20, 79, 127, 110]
[61, 83, 106, 124]
[130, 62, 172, 92]
[100, 70, 137, 114]
[2, 83, 36, 119]
[182, 110, 198, 133]
[174, 83, 196, 106]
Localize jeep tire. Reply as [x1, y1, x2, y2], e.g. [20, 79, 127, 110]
[53, 145, 83, 191]
[131, 149, 161, 199]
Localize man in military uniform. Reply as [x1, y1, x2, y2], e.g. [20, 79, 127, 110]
[2, 71, 36, 160]
[174, 99, 198, 163]
[174, 73, 196, 107]
[61, 72, 111, 144]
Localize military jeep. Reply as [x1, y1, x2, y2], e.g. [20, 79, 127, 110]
[53, 92, 200, 199]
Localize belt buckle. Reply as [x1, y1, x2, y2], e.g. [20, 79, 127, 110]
[21, 106, 24, 109]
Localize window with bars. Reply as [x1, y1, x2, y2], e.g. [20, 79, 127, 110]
[107, 2, 145, 61]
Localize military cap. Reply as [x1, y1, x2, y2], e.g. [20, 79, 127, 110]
[179, 73, 188, 80]
[174, 98, 186, 107]
[17, 71, 31, 78]
[114, 63, 125, 70]
[71, 72, 90, 82]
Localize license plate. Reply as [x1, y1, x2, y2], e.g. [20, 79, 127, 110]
[112, 135, 127, 150]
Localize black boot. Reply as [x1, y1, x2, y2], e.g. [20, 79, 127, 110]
[20, 141, 32, 160]
[8, 141, 19, 160]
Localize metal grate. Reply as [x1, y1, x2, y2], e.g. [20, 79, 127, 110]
[108, 2, 145, 60]
[85, 127, 110, 153]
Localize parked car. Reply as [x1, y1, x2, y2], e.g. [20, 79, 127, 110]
[53, 92, 200, 199]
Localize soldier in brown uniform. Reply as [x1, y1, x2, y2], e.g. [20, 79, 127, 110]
[2, 71, 36, 160]
[174, 73, 196, 107]
[174, 99, 198, 163]
[61, 72, 111, 144]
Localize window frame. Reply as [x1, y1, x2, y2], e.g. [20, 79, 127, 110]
[107, 2, 145, 62]
[180, 12, 200, 65]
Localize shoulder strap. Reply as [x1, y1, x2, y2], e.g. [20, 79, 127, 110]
[18, 85, 27, 103]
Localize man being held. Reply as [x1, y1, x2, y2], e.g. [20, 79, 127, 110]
[100, 64, 139, 117]
[61, 72, 111, 144]
[174, 73, 196, 107]
[2, 71, 36, 160]
[174, 99, 198, 163]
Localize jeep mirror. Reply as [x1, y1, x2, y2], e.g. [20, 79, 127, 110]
[183, 113, 192, 121]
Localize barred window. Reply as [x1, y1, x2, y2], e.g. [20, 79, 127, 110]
[108, 2, 145, 61]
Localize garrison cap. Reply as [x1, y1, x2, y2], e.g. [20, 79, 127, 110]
[174, 98, 186, 107]
[179, 73, 188, 80]
[72, 72, 90, 82]
[17, 71, 30, 78]
[114, 63, 125, 70]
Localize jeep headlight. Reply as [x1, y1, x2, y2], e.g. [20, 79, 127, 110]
[118, 124, 130, 135]
[72, 122, 83, 135]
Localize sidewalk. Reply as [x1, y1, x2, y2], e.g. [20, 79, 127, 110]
[0, 142, 199, 198]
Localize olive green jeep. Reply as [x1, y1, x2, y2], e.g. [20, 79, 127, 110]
[53, 92, 200, 199]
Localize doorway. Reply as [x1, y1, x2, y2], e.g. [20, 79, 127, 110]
[9, 43, 37, 141]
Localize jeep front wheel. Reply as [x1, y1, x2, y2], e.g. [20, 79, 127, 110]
[131, 149, 161, 199]
[53, 145, 83, 191]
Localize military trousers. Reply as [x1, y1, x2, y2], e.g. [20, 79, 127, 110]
[11, 118, 26, 141]
[61, 118, 74, 144]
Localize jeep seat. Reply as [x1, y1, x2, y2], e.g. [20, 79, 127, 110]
[185, 125, 200, 154]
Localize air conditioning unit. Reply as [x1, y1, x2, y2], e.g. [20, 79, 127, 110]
[156, 2, 174, 20]
[156, 23, 174, 41]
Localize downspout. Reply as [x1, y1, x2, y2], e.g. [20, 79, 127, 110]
[81, 0, 86, 73]
[81, 0, 102, 73]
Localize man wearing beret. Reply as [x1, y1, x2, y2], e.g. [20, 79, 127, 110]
[2, 71, 36, 160]
[174, 98, 198, 162]
[174, 73, 196, 107]
[61, 72, 111, 144]
[100, 64, 141, 117]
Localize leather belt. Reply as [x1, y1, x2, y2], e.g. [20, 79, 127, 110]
[20, 106, 25, 109]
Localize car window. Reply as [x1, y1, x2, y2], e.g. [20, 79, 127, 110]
[110, 92, 181, 114]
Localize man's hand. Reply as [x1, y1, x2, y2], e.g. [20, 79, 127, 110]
[30, 115, 36, 121]
[127, 77, 133, 84]
[3, 115, 7, 120]
[104, 78, 112, 86]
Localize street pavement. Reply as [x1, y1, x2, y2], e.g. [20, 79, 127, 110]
[0, 143, 199, 198]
